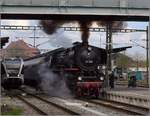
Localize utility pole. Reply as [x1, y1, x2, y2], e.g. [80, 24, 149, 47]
[33, 26, 36, 47]
[146, 26, 149, 87]
[105, 22, 112, 88]
[149, 19, 150, 88]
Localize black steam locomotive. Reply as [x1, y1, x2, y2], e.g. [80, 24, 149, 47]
[47, 42, 106, 97]
[43, 42, 131, 97]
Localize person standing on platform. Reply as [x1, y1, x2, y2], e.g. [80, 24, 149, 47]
[128, 73, 136, 87]
[133, 75, 137, 87]
[109, 71, 115, 89]
[128, 73, 131, 87]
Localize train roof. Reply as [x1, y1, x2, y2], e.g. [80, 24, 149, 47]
[72, 42, 106, 51]
[23, 47, 65, 66]
[24, 47, 65, 61]
[72, 42, 132, 53]
[23, 42, 131, 67]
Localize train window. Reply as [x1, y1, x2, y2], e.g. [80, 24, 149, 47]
[5, 59, 20, 63]
[4, 59, 21, 69]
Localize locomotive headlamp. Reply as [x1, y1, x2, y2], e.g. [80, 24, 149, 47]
[88, 47, 92, 51]
[100, 77, 104, 81]
[102, 66, 106, 70]
[78, 76, 82, 81]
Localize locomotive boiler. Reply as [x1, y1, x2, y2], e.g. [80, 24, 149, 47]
[1, 58, 24, 89]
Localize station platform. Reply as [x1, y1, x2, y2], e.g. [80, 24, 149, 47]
[105, 85, 150, 109]
[107, 85, 149, 96]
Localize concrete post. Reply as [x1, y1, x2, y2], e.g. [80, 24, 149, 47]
[105, 22, 112, 88]
[148, 15, 150, 88]
[146, 26, 149, 87]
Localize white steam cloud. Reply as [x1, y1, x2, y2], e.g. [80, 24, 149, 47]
[38, 63, 72, 98]
[47, 30, 73, 48]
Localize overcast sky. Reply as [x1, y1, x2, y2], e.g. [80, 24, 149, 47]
[1, 20, 148, 59]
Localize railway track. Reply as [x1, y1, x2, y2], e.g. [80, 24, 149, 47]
[80, 98, 149, 115]
[5, 88, 149, 116]
[17, 90, 79, 115]
[16, 95, 47, 115]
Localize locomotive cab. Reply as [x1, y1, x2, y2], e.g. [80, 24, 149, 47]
[1, 58, 24, 89]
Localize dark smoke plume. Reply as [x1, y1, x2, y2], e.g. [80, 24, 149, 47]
[40, 20, 68, 34]
[78, 20, 92, 44]
[40, 20, 126, 44]
[40, 20, 92, 44]
[97, 21, 126, 31]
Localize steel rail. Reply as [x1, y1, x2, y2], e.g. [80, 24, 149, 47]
[99, 98, 149, 113]
[30, 94, 80, 115]
[80, 98, 149, 115]
[16, 95, 48, 115]
[20, 89, 80, 115]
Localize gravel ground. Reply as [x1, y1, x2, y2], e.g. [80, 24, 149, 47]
[2, 86, 148, 116]
[1, 95, 39, 115]
[21, 94, 74, 115]
[42, 96, 132, 116]
[1, 93, 77, 115]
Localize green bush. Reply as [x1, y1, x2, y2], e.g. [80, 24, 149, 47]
[1, 104, 23, 115]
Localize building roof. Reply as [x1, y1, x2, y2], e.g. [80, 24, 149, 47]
[1, 39, 40, 58]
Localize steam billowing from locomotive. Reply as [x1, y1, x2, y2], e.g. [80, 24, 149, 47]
[38, 64, 72, 98]
[40, 20, 126, 44]
[24, 63, 72, 98]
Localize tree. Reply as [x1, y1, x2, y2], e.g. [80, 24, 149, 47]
[133, 52, 146, 70]
[115, 52, 132, 72]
